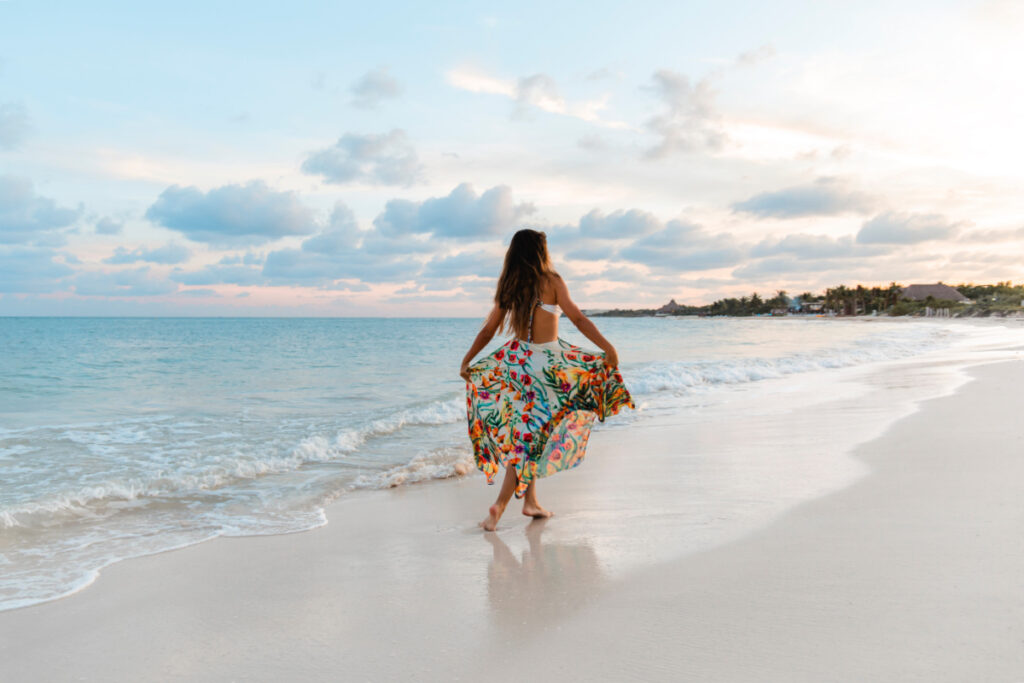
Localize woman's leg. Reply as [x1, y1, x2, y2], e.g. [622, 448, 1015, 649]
[522, 480, 554, 519]
[480, 464, 519, 531]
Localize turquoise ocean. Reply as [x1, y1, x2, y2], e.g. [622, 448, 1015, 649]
[0, 316, 1012, 610]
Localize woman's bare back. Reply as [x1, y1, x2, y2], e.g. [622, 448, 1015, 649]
[529, 275, 560, 344]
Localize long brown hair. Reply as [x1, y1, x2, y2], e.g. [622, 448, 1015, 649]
[495, 228, 555, 339]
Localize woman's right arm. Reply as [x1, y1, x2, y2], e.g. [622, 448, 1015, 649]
[552, 275, 619, 368]
[460, 303, 504, 381]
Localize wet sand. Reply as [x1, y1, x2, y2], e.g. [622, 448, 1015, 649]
[1, 361, 1022, 681]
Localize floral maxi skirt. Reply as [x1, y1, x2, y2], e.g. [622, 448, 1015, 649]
[465, 338, 635, 498]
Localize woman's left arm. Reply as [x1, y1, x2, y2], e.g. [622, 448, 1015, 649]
[460, 303, 504, 381]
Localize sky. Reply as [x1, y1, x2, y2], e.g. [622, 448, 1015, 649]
[1, 0, 1022, 316]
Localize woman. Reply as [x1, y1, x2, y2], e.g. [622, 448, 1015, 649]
[460, 229, 634, 531]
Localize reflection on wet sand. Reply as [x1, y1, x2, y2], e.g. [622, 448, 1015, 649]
[485, 519, 604, 635]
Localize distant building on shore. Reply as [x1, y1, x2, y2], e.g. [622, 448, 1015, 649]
[899, 283, 972, 303]
[655, 299, 686, 315]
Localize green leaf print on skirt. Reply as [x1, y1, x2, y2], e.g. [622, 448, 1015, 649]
[465, 337, 634, 499]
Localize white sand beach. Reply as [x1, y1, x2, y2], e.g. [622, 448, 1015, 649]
[2, 356, 1023, 682]
[7, 0, 1024, 679]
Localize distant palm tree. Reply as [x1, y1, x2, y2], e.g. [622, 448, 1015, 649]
[826, 285, 851, 315]
[854, 285, 867, 314]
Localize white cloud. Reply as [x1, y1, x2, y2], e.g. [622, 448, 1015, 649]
[0, 175, 81, 245]
[373, 183, 535, 239]
[350, 67, 403, 109]
[643, 69, 727, 159]
[145, 180, 315, 247]
[856, 211, 965, 245]
[104, 242, 192, 265]
[0, 246, 73, 293]
[961, 226, 1024, 243]
[578, 208, 662, 239]
[94, 216, 123, 235]
[732, 177, 874, 218]
[301, 130, 422, 187]
[446, 66, 631, 129]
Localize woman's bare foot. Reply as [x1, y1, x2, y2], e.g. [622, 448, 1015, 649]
[480, 503, 505, 531]
[522, 501, 554, 519]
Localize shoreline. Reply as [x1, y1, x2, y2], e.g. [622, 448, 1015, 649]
[491, 357, 1024, 681]
[4, 316, 1002, 614]
[1, 351, 1021, 678]
[0, 316, 993, 614]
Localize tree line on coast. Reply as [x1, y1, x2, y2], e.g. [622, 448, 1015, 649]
[593, 281, 1024, 318]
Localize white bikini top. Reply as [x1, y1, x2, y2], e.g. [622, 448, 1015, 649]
[527, 299, 559, 343]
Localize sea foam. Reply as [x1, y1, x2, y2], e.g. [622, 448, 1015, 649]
[0, 316, 998, 612]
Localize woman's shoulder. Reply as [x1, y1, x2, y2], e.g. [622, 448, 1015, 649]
[545, 271, 566, 294]
[542, 271, 566, 305]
